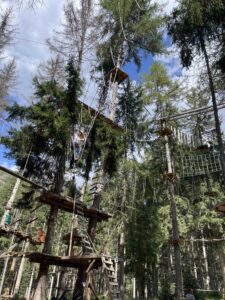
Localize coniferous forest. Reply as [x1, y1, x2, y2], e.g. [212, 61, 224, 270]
[0, 1, 225, 300]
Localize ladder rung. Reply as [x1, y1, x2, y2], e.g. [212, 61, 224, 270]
[109, 282, 118, 286]
[84, 246, 93, 251]
[104, 260, 113, 265]
[104, 266, 114, 272]
[108, 275, 117, 279]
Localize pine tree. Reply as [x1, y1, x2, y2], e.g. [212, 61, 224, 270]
[2, 57, 82, 300]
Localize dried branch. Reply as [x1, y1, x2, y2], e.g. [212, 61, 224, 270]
[47, 0, 98, 70]
[0, 58, 16, 113]
[0, 7, 15, 57]
[16, 0, 43, 9]
[37, 54, 66, 85]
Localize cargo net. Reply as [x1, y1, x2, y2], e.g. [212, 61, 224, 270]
[181, 152, 222, 178]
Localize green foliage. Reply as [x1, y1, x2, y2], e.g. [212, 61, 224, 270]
[116, 79, 144, 152]
[96, 0, 164, 72]
[2, 58, 82, 185]
[167, 0, 225, 69]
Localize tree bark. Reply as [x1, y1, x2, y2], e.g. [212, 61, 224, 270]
[32, 153, 65, 300]
[118, 233, 125, 300]
[73, 266, 86, 300]
[165, 135, 183, 300]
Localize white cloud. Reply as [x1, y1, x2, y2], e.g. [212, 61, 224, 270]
[158, 0, 177, 13]
[1, 161, 18, 172]
[1, 0, 65, 99]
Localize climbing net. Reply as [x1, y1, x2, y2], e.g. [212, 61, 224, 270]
[180, 152, 222, 178]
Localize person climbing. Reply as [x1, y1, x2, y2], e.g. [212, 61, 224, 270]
[72, 128, 86, 160]
[4, 208, 11, 226]
[186, 288, 195, 300]
[36, 228, 45, 244]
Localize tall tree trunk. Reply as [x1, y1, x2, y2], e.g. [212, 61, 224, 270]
[32, 153, 65, 300]
[13, 239, 30, 296]
[0, 210, 21, 296]
[200, 38, 225, 184]
[152, 260, 158, 299]
[73, 266, 86, 300]
[88, 163, 105, 240]
[118, 233, 125, 300]
[201, 233, 210, 290]
[1, 150, 30, 225]
[164, 134, 183, 300]
[1, 179, 20, 226]
[218, 244, 225, 293]
[132, 277, 136, 299]
[25, 265, 35, 300]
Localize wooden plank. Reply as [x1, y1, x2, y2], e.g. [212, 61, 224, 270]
[157, 102, 225, 121]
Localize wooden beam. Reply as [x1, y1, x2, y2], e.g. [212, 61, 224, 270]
[157, 101, 225, 121]
[0, 166, 45, 190]
[86, 259, 96, 273]
[187, 238, 225, 243]
[88, 282, 99, 300]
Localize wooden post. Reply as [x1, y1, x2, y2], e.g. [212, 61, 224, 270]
[163, 124, 183, 300]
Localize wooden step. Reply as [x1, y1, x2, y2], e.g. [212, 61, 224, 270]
[109, 282, 118, 286]
[104, 266, 115, 272]
[108, 274, 117, 280]
[104, 260, 113, 265]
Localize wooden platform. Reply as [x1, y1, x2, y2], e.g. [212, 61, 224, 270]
[26, 252, 102, 269]
[163, 172, 177, 181]
[106, 67, 128, 84]
[77, 100, 123, 132]
[158, 127, 173, 136]
[37, 192, 112, 221]
[214, 202, 225, 214]
[0, 166, 45, 190]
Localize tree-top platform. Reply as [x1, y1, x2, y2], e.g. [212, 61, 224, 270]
[26, 252, 102, 269]
[37, 192, 112, 221]
[105, 67, 128, 84]
[77, 99, 123, 132]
